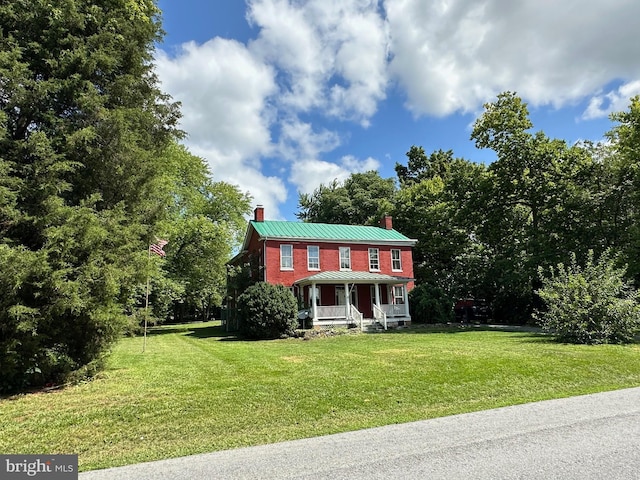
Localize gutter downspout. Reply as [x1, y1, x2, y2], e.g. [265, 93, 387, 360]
[261, 238, 267, 283]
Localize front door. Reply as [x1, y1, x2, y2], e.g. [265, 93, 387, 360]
[335, 286, 357, 308]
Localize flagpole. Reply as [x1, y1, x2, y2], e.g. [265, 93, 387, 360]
[143, 238, 167, 353]
[143, 245, 150, 353]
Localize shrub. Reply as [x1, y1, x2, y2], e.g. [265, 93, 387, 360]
[409, 283, 454, 324]
[534, 250, 640, 344]
[237, 282, 298, 339]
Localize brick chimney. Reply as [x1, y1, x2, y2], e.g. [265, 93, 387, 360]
[380, 215, 393, 230]
[254, 205, 264, 222]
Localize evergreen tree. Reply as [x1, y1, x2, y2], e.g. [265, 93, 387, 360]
[0, 0, 180, 392]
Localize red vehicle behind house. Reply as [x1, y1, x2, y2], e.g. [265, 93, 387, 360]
[454, 298, 491, 323]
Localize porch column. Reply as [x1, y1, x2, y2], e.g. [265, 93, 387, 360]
[374, 283, 381, 308]
[344, 282, 350, 320]
[311, 283, 318, 320]
[403, 285, 409, 317]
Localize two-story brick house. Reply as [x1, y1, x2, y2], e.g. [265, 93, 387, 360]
[227, 206, 417, 330]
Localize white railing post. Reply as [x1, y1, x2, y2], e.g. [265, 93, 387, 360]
[350, 305, 363, 331]
[402, 285, 409, 318]
[373, 304, 387, 330]
[312, 282, 318, 322]
[344, 282, 350, 322]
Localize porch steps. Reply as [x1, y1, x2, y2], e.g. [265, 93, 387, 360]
[363, 320, 389, 332]
[362, 319, 411, 332]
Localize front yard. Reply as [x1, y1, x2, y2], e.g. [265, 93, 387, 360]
[2, 322, 640, 471]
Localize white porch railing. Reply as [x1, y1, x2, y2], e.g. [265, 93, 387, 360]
[313, 305, 364, 328]
[313, 304, 404, 327]
[350, 305, 363, 331]
[372, 304, 387, 330]
[315, 305, 348, 319]
[381, 304, 406, 318]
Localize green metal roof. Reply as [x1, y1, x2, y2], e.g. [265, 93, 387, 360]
[250, 220, 415, 243]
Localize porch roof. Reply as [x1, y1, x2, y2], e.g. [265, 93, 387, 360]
[294, 270, 413, 286]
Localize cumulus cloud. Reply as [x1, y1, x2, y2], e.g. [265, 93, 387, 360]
[155, 38, 290, 216]
[247, 0, 389, 124]
[156, 1, 391, 217]
[187, 142, 288, 220]
[155, 38, 277, 164]
[277, 120, 341, 162]
[155, 0, 640, 218]
[290, 155, 381, 194]
[582, 80, 640, 119]
[385, 0, 640, 116]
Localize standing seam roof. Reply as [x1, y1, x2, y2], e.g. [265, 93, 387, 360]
[250, 220, 414, 242]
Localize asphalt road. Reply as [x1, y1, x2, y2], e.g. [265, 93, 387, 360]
[81, 387, 640, 479]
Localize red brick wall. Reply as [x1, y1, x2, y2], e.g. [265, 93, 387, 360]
[262, 239, 415, 290]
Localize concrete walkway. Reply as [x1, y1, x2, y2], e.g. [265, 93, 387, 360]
[81, 387, 640, 479]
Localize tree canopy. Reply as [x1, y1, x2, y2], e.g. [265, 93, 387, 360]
[0, 0, 251, 393]
[297, 171, 395, 225]
[297, 92, 640, 328]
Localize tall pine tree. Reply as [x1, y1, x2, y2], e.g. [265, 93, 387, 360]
[0, 0, 180, 392]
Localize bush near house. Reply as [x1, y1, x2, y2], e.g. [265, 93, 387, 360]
[534, 250, 640, 344]
[237, 282, 298, 339]
[409, 283, 455, 324]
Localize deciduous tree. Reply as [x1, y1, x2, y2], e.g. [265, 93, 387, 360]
[297, 171, 395, 225]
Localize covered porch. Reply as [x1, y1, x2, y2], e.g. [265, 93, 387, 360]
[294, 271, 414, 330]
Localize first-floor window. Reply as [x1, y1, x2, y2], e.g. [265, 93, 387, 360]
[339, 247, 351, 270]
[280, 244, 293, 270]
[307, 245, 320, 270]
[393, 285, 405, 304]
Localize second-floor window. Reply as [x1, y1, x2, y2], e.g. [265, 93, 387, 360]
[280, 244, 293, 270]
[391, 249, 402, 271]
[307, 245, 320, 270]
[368, 248, 380, 271]
[339, 247, 351, 270]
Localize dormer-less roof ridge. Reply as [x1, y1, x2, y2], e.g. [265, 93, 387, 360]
[250, 220, 417, 244]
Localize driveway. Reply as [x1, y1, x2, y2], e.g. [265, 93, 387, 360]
[81, 387, 640, 479]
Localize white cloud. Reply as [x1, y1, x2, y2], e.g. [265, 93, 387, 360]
[247, 0, 389, 124]
[582, 80, 640, 119]
[385, 0, 640, 116]
[155, 38, 276, 163]
[290, 155, 381, 194]
[340, 154, 380, 172]
[277, 119, 341, 162]
[155, 2, 391, 218]
[188, 143, 288, 220]
[155, 0, 640, 220]
[155, 38, 291, 216]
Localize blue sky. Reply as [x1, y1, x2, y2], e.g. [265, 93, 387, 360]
[155, 0, 640, 220]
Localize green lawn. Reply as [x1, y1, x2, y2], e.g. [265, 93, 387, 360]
[2, 322, 640, 472]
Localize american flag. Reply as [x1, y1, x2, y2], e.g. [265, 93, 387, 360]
[150, 239, 168, 257]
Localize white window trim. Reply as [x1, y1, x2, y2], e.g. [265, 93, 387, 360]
[368, 248, 380, 271]
[339, 246, 351, 271]
[307, 245, 320, 271]
[391, 249, 403, 272]
[280, 244, 293, 270]
[393, 285, 405, 304]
